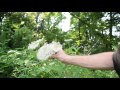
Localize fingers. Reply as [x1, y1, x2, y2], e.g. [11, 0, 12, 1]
[51, 53, 58, 58]
[50, 49, 66, 59]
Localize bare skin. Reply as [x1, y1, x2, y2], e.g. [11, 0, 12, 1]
[52, 50, 114, 70]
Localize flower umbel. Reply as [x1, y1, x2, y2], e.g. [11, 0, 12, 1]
[28, 38, 44, 50]
[37, 41, 62, 61]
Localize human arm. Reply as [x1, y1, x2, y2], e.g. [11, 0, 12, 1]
[52, 50, 114, 70]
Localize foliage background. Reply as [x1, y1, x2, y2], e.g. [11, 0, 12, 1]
[0, 12, 120, 78]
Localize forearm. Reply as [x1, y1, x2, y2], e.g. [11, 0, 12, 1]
[59, 52, 114, 70]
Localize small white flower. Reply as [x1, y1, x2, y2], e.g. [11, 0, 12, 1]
[24, 60, 29, 65]
[8, 50, 16, 53]
[31, 63, 37, 66]
[118, 42, 120, 45]
[8, 50, 21, 55]
[21, 21, 24, 25]
[64, 39, 73, 42]
[43, 63, 46, 66]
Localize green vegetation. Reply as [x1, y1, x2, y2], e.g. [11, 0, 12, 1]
[0, 12, 120, 78]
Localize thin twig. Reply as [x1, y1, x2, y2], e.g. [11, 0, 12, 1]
[87, 39, 100, 55]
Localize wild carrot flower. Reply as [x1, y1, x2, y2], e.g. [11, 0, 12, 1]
[28, 38, 44, 50]
[37, 41, 62, 61]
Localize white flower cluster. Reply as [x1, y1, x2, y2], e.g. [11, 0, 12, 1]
[28, 38, 44, 50]
[37, 41, 62, 61]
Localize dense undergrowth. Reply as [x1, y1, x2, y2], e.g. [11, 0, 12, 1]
[0, 47, 118, 78]
[0, 12, 119, 78]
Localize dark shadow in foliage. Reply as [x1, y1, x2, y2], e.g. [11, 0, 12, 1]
[0, 62, 15, 78]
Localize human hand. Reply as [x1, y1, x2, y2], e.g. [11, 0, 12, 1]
[52, 49, 68, 61]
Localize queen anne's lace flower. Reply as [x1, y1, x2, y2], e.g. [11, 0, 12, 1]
[37, 41, 62, 61]
[28, 38, 44, 50]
